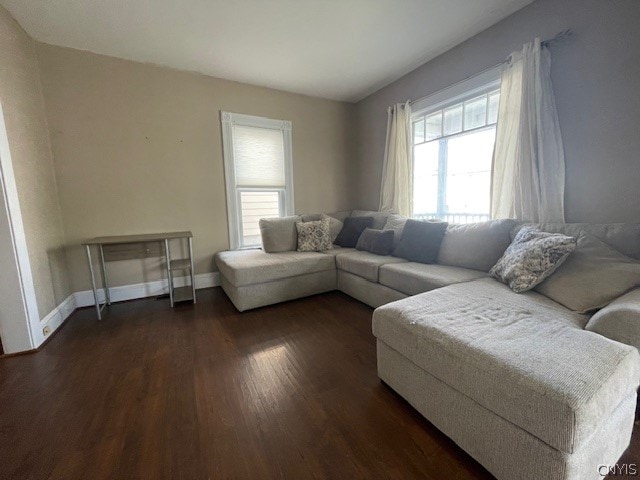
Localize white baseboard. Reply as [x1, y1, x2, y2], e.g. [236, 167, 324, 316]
[39, 293, 77, 346]
[75, 272, 220, 307]
[35, 273, 220, 348]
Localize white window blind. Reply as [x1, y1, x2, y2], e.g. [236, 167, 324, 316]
[232, 125, 286, 188]
[221, 112, 294, 249]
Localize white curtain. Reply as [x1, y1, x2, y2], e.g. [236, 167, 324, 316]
[379, 101, 412, 216]
[491, 38, 566, 222]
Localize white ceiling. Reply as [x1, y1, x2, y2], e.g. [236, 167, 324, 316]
[1, 0, 533, 102]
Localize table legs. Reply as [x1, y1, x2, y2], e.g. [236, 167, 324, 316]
[85, 244, 102, 320]
[188, 237, 196, 304]
[164, 239, 174, 307]
[99, 244, 111, 306]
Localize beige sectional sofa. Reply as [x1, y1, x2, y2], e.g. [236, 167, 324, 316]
[214, 210, 640, 480]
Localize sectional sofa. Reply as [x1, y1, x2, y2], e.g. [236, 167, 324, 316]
[214, 210, 640, 480]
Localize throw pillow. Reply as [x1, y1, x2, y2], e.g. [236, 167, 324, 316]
[534, 232, 640, 313]
[334, 216, 374, 248]
[296, 217, 332, 252]
[392, 219, 448, 264]
[259, 215, 301, 253]
[355, 228, 395, 256]
[490, 227, 577, 293]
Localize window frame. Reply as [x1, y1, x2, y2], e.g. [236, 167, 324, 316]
[221, 111, 294, 250]
[410, 67, 501, 223]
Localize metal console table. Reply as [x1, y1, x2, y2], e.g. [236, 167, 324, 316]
[83, 231, 195, 320]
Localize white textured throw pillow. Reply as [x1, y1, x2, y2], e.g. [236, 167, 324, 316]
[490, 227, 577, 293]
[296, 217, 332, 252]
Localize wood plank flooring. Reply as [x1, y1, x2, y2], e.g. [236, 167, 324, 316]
[0, 288, 637, 479]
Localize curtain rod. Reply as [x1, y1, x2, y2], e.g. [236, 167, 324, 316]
[405, 29, 573, 108]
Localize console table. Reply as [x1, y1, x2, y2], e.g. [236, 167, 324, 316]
[83, 231, 195, 320]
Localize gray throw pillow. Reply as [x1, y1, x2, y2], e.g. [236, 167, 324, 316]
[392, 219, 448, 264]
[490, 227, 576, 293]
[535, 232, 640, 313]
[335, 216, 374, 248]
[355, 228, 395, 256]
[437, 219, 518, 272]
[259, 215, 301, 252]
[296, 217, 332, 252]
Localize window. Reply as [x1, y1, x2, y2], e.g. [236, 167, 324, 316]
[221, 112, 294, 249]
[411, 68, 501, 224]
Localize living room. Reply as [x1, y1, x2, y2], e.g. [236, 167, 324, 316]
[0, 0, 638, 478]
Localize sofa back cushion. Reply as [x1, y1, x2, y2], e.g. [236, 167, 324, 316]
[383, 214, 408, 249]
[514, 223, 640, 260]
[437, 219, 518, 272]
[351, 210, 389, 229]
[535, 232, 640, 313]
[302, 211, 351, 223]
[392, 220, 448, 264]
[259, 215, 301, 252]
[355, 228, 394, 256]
[302, 211, 351, 243]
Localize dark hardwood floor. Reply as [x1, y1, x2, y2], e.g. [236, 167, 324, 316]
[0, 288, 637, 479]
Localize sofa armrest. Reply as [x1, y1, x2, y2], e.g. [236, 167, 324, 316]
[585, 288, 640, 350]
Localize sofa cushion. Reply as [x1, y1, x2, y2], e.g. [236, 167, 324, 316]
[336, 250, 407, 282]
[356, 228, 394, 256]
[334, 216, 373, 248]
[514, 222, 640, 260]
[490, 227, 576, 292]
[586, 288, 640, 350]
[302, 211, 351, 223]
[301, 212, 347, 242]
[215, 250, 335, 287]
[437, 219, 518, 272]
[372, 278, 640, 454]
[383, 214, 407, 249]
[379, 262, 486, 296]
[320, 246, 356, 257]
[535, 232, 640, 313]
[259, 215, 301, 253]
[392, 220, 448, 264]
[351, 210, 389, 230]
[296, 217, 332, 252]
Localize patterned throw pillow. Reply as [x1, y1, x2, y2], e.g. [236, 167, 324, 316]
[296, 216, 332, 252]
[490, 227, 577, 293]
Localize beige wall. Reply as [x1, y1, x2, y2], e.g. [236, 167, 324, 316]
[36, 44, 356, 292]
[0, 6, 70, 318]
[355, 0, 640, 223]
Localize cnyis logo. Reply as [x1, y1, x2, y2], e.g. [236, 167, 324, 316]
[598, 464, 639, 477]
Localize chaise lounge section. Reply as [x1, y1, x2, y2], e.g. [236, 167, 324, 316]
[374, 278, 639, 480]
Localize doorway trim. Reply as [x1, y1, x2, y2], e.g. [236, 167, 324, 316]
[0, 101, 41, 351]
